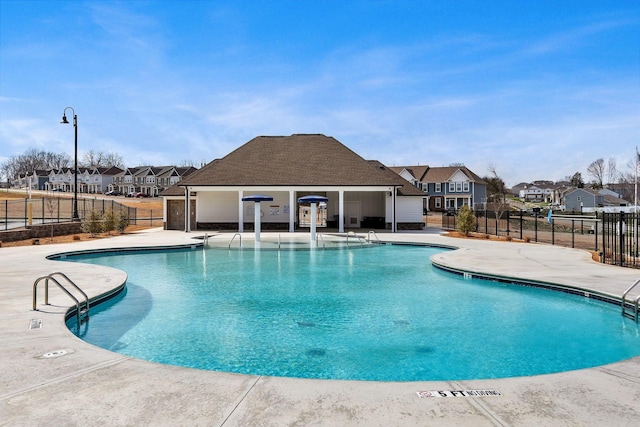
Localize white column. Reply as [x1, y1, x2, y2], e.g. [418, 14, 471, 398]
[185, 187, 191, 232]
[338, 190, 345, 233]
[254, 201, 261, 242]
[238, 191, 244, 233]
[310, 202, 317, 244]
[392, 188, 396, 233]
[289, 190, 295, 232]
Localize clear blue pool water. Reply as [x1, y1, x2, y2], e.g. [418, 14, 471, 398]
[65, 244, 640, 381]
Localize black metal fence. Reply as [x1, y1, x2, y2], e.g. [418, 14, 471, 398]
[0, 197, 163, 230]
[442, 209, 640, 268]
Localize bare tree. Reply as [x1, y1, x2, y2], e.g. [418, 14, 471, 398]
[45, 198, 58, 241]
[606, 158, 619, 185]
[587, 158, 605, 188]
[82, 150, 104, 167]
[1, 149, 71, 184]
[81, 150, 124, 168]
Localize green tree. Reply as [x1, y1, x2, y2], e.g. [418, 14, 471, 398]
[456, 205, 475, 236]
[570, 172, 585, 188]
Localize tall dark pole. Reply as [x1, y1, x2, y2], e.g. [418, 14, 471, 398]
[61, 107, 79, 221]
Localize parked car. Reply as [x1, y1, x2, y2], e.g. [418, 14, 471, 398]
[105, 190, 122, 196]
[126, 192, 150, 198]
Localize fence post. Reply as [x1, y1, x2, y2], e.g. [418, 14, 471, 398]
[619, 211, 625, 266]
[519, 210, 523, 240]
[594, 212, 598, 253]
[571, 220, 575, 248]
[484, 209, 488, 233]
[634, 211, 638, 260]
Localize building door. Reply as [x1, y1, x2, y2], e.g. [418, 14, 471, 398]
[345, 201, 361, 228]
[167, 199, 196, 230]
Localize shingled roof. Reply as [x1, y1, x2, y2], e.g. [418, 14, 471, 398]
[178, 134, 411, 188]
[390, 165, 486, 184]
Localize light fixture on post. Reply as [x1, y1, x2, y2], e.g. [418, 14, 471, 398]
[60, 107, 79, 221]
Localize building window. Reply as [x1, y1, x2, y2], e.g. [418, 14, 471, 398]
[435, 183, 441, 192]
[449, 182, 455, 192]
[463, 182, 469, 192]
[455, 182, 462, 192]
[435, 197, 441, 208]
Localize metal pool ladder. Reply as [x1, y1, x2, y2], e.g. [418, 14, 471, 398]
[228, 233, 242, 249]
[621, 277, 640, 322]
[33, 272, 90, 327]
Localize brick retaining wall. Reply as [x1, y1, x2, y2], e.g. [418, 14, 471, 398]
[0, 222, 83, 243]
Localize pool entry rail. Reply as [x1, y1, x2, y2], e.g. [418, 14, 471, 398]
[367, 230, 381, 244]
[621, 277, 640, 322]
[229, 233, 242, 249]
[33, 272, 90, 327]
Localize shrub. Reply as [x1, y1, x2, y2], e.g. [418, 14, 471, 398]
[116, 210, 130, 234]
[103, 209, 116, 235]
[82, 210, 103, 237]
[456, 205, 475, 236]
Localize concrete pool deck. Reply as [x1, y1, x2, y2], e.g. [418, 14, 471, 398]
[1, 228, 640, 426]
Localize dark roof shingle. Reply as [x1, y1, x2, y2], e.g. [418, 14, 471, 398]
[179, 134, 409, 187]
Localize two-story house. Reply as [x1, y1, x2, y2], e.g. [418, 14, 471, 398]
[111, 166, 197, 196]
[388, 165, 487, 213]
[562, 187, 629, 212]
[17, 170, 50, 191]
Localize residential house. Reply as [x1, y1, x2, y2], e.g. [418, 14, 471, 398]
[111, 166, 197, 196]
[45, 168, 74, 192]
[43, 166, 123, 193]
[518, 182, 555, 203]
[162, 134, 426, 232]
[562, 188, 629, 211]
[16, 170, 50, 191]
[388, 165, 487, 213]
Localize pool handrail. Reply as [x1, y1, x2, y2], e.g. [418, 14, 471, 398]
[621, 277, 640, 322]
[228, 233, 242, 249]
[367, 230, 381, 244]
[346, 232, 365, 247]
[33, 272, 89, 327]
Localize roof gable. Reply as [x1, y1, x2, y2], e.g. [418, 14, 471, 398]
[421, 166, 486, 184]
[179, 134, 407, 187]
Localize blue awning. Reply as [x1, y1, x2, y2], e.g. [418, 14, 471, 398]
[297, 195, 328, 204]
[242, 194, 274, 202]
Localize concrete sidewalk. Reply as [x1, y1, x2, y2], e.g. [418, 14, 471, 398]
[1, 229, 639, 426]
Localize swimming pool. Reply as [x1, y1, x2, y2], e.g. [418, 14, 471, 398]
[65, 244, 640, 381]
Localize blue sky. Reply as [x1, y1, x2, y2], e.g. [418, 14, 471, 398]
[1, 0, 639, 187]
